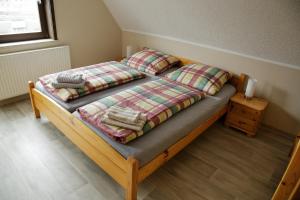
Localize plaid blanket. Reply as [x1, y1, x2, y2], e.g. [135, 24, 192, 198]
[165, 63, 232, 95]
[78, 78, 205, 144]
[39, 61, 145, 101]
[122, 48, 179, 75]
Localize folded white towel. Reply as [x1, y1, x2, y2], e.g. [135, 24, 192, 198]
[107, 106, 146, 124]
[51, 81, 85, 89]
[101, 113, 147, 131]
[57, 73, 84, 84]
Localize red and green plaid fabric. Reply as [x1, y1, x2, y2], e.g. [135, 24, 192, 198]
[78, 78, 205, 144]
[122, 48, 179, 75]
[39, 61, 145, 102]
[165, 63, 232, 95]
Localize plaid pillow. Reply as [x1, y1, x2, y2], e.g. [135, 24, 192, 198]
[122, 48, 179, 75]
[165, 63, 232, 95]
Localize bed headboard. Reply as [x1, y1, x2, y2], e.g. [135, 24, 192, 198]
[177, 57, 247, 93]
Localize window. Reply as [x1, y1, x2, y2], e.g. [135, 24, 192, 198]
[0, 0, 57, 43]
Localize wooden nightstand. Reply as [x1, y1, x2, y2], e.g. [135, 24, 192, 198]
[225, 93, 268, 136]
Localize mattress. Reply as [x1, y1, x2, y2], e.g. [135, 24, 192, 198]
[73, 84, 236, 166]
[35, 67, 179, 112]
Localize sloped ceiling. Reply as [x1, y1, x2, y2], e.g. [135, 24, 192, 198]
[103, 0, 300, 67]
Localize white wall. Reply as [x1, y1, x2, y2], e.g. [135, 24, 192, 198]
[122, 31, 300, 135]
[103, 0, 300, 135]
[0, 0, 122, 68]
[104, 0, 300, 67]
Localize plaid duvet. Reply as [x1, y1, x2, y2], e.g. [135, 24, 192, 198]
[39, 61, 145, 101]
[165, 63, 232, 95]
[122, 48, 179, 75]
[78, 78, 205, 144]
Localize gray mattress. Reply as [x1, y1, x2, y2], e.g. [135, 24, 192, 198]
[73, 84, 236, 166]
[35, 67, 179, 112]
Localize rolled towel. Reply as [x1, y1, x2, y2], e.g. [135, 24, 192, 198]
[56, 73, 84, 84]
[101, 113, 147, 131]
[52, 81, 85, 89]
[107, 106, 146, 124]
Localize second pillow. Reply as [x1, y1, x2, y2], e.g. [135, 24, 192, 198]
[122, 47, 179, 75]
[165, 63, 232, 95]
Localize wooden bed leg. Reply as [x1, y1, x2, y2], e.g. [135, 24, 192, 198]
[28, 81, 41, 119]
[126, 157, 139, 200]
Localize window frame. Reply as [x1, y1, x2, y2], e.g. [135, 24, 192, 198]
[0, 0, 57, 44]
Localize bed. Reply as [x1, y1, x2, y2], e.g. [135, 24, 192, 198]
[28, 57, 246, 200]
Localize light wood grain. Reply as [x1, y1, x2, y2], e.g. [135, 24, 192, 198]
[230, 93, 269, 111]
[272, 139, 300, 200]
[28, 81, 40, 119]
[289, 178, 300, 200]
[126, 157, 139, 200]
[225, 93, 268, 136]
[290, 132, 300, 157]
[229, 102, 260, 119]
[226, 112, 257, 133]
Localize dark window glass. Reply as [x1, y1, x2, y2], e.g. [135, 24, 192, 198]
[0, 0, 56, 43]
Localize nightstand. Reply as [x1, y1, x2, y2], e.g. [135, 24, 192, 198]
[225, 93, 269, 136]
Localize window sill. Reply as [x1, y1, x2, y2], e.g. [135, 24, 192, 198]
[0, 39, 62, 54]
[0, 39, 57, 48]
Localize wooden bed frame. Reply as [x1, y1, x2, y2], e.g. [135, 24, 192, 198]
[28, 58, 246, 200]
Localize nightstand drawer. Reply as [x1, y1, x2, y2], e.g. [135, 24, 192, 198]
[226, 113, 257, 132]
[230, 103, 260, 121]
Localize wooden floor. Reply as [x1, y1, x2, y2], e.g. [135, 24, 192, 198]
[0, 100, 294, 200]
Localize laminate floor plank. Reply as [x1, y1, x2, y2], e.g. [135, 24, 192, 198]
[0, 100, 294, 200]
[52, 138, 124, 200]
[162, 158, 235, 200]
[146, 169, 209, 200]
[210, 169, 272, 200]
[0, 132, 67, 200]
[66, 184, 108, 200]
[198, 136, 276, 183]
[0, 109, 16, 139]
[173, 151, 217, 179]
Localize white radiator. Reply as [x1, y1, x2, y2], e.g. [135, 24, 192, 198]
[0, 46, 71, 100]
